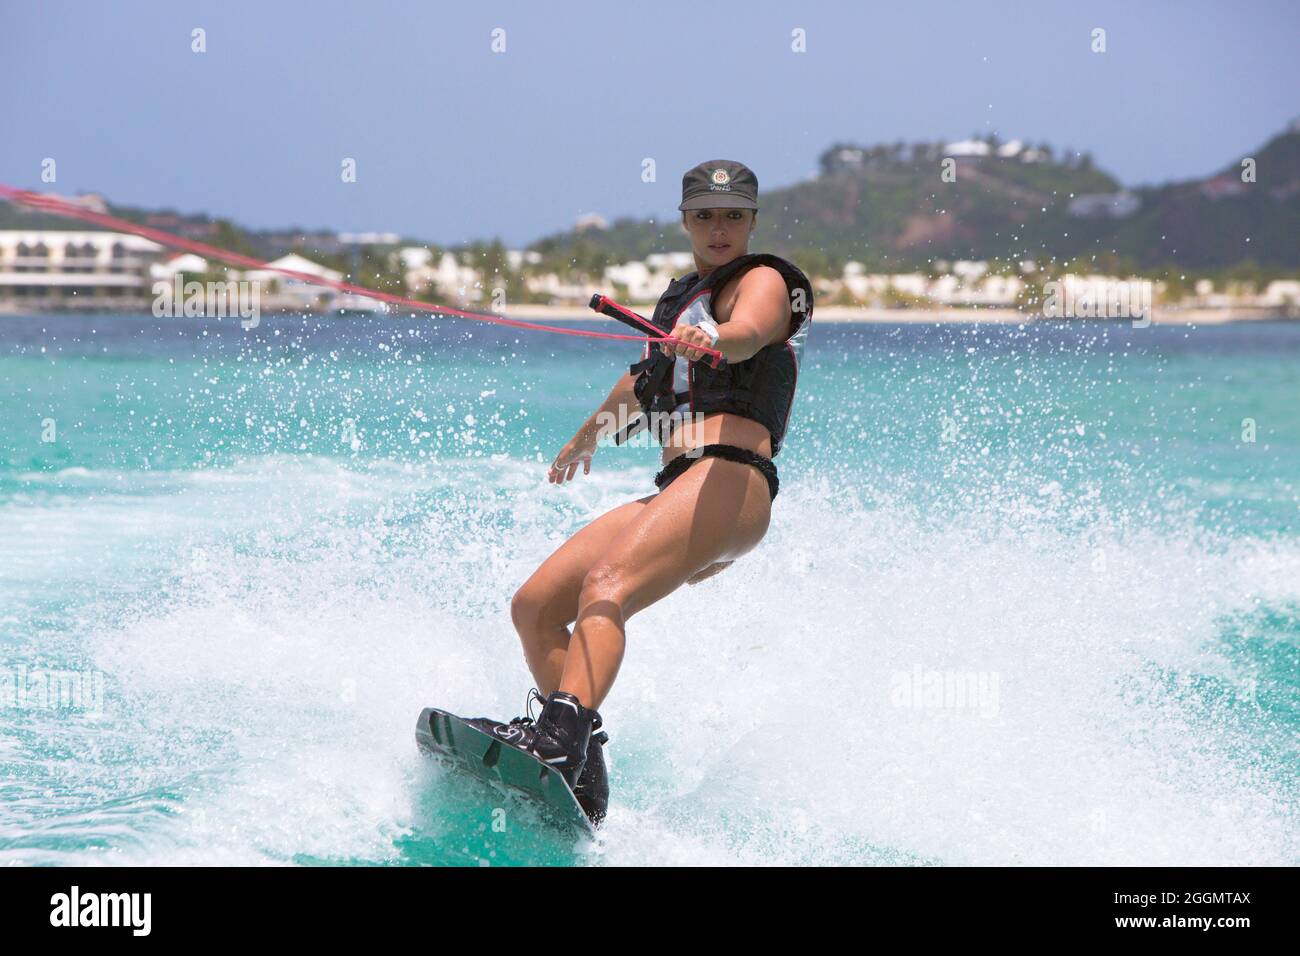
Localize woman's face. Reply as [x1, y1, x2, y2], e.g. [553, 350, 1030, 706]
[682, 207, 756, 267]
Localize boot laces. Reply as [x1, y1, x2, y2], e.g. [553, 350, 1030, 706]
[511, 688, 610, 746]
[506, 687, 547, 728]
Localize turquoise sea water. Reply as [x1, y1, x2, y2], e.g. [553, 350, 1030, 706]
[1, 312, 1297, 866]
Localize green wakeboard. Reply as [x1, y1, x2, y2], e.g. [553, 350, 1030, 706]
[415, 706, 595, 837]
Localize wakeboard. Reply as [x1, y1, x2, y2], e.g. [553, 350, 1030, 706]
[415, 707, 595, 837]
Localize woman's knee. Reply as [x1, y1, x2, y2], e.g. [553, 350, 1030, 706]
[579, 561, 678, 622]
[511, 580, 554, 635]
[578, 563, 629, 607]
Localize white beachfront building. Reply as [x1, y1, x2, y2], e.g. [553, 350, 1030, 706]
[1261, 280, 1300, 307]
[241, 253, 345, 311]
[404, 251, 483, 302]
[603, 261, 663, 302]
[524, 272, 592, 305]
[600, 252, 697, 303]
[1044, 274, 1155, 319]
[840, 261, 1022, 306]
[505, 249, 542, 271]
[0, 229, 163, 311]
[399, 247, 434, 271]
[841, 263, 933, 303]
[150, 252, 209, 281]
[645, 252, 696, 275]
[944, 139, 991, 157]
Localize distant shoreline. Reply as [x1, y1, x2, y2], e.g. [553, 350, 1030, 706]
[418, 304, 1300, 326]
[1, 304, 1295, 325]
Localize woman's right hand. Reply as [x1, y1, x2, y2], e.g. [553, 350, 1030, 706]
[549, 434, 597, 485]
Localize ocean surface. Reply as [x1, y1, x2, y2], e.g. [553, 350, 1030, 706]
[1, 312, 1296, 866]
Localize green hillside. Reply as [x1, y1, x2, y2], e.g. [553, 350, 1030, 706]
[530, 127, 1300, 275]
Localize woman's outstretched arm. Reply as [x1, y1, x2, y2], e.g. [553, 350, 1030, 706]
[548, 370, 639, 485]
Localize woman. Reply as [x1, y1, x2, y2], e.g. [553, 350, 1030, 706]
[470, 160, 813, 825]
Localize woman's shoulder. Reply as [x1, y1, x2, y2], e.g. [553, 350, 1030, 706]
[717, 262, 790, 310]
[713, 264, 795, 346]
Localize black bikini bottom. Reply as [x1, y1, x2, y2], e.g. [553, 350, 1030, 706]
[652, 444, 779, 501]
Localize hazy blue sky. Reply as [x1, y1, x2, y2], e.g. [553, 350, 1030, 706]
[2, 0, 1296, 246]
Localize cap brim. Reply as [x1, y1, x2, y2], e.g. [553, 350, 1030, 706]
[678, 195, 758, 211]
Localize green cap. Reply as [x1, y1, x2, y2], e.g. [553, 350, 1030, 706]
[678, 160, 759, 211]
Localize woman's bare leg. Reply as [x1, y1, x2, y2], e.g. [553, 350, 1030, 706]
[510, 495, 654, 694]
[559, 457, 773, 710]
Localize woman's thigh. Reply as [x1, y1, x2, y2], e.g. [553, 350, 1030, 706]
[513, 493, 656, 629]
[582, 456, 772, 619]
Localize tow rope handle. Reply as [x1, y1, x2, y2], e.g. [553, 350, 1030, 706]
[588, 294, 727, 370]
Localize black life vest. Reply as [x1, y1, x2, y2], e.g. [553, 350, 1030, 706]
[628, 253, 813, 456]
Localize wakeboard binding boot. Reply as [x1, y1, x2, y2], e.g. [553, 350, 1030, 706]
[572, 715, 610, 827]
[466, 689, 601, 798]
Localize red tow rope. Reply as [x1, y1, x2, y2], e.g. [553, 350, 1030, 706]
[0, 183, 723, 361]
